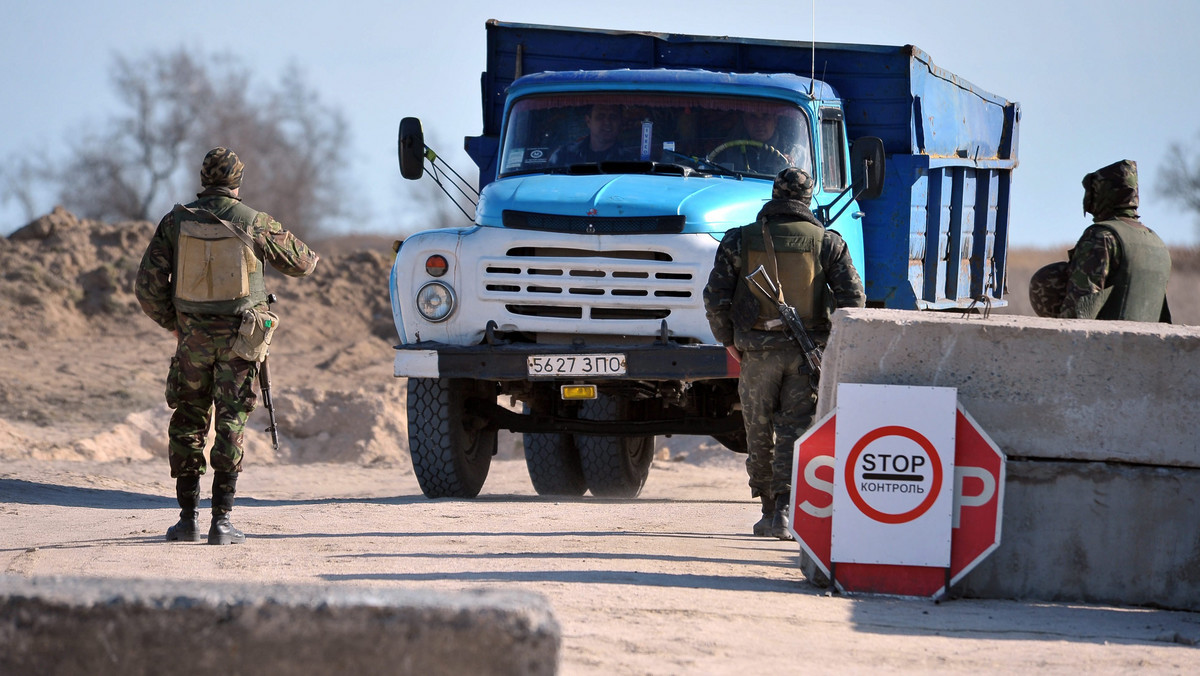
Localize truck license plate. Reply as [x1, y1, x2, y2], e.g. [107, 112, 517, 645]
[527, 353, 626, 376]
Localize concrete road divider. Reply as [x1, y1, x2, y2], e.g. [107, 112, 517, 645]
[820, 309, 1200, 469]
[816, 309, 1200, 610]
[0, 575, 561, 675]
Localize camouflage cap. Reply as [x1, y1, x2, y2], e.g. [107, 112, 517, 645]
[772, 167, 815, 202]
[1028, 261, 1070, 318]
[1082, 159, 1138, 220]
[200, 147, 244, 188]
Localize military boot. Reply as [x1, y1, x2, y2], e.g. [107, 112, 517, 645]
[207, 471, 246, 545]
[752, 494, 775, 536]
[770, 493, 794, 541]
[166, 475, 203, 542]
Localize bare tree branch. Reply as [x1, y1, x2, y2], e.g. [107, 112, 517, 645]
[0, 152, 53, 223]
[1160, 130, 1200, 238]
[40, 49, 351, 239]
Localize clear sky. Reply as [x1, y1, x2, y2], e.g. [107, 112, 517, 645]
[2, 0, 1199, 247]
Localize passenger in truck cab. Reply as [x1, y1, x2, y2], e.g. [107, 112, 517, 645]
[709, 110, 807, 177]
[549, 103, 633, 165]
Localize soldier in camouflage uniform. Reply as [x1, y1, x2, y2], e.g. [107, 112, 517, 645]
[703, 168, 864, 540]
[1029, 159, 1171, 322]
[135, 147, 319, 545]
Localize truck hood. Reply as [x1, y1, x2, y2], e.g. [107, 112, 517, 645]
[477, 172, 771, 234]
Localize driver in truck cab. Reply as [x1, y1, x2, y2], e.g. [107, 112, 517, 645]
[709, 110, 807, 176]
[549, 103, 633, 165]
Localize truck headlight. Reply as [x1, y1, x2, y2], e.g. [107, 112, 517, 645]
[416, 281, 455, 322]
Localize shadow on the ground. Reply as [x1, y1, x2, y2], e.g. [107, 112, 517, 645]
[0, 478, 425, 509]
[844, 593, 1200, 648]
[0, 479, 744, 509]
[323, 569, 808, 594]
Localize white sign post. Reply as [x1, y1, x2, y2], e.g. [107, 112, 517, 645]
[831, 383, 957, 567]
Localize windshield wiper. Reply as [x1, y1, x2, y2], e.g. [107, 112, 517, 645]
[554, 160, 700, 177]
[533, 158, 726, 179]
[659, 149, 744, 179]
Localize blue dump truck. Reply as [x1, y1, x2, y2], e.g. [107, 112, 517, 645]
[392, 20, 1019, 499]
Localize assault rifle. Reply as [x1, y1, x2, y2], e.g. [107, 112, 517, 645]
[260, 293, 280, 450]
[744, 265, 822, 388]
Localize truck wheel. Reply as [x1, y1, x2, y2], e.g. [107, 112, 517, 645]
[522, 403, 587, 496]
[523, 432, 587, 496]
[575, 395, 654, 498]
[406, 378, 496, 498]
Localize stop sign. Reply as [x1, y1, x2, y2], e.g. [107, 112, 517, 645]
[789, 404, 1005, 597]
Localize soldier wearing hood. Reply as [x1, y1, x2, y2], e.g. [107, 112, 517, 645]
[1029, 159, 1171, 321]
[135, 147, 320, 546]
[703, 168, 865, 540]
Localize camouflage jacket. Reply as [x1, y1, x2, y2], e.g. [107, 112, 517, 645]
[703, 200, 865, 351]
[1060, 218, 1171, 321]
[1059, 224, 1120, 319]
[134, 187, 320, 331]
[1062, 158, 1170, 321]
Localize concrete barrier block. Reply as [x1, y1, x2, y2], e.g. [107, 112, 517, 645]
[819, 309, 1200, 468]
[956, 460, 1200, 611]
[0, 576, 560, 676]
[816, 308, 1200, 609]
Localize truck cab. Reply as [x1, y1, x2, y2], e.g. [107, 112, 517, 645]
[399, 70, 870, 347]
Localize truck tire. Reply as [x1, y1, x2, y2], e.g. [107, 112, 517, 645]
[523, 432, 587, 496]
[522, 402, 587, 496]
[406, 377, 496, 498]
[575, 395, 654, 498]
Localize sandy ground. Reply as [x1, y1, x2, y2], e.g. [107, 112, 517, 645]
[4, 456, 1199, 674]
[2, 212, 1199, 673]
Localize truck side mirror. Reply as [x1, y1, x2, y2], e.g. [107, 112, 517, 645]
[398, 117, 426, 180]
[850, 136, 885, 201]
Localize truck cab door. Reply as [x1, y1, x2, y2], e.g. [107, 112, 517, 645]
[816, 107, 866, 272]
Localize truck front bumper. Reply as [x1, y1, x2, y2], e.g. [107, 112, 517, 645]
[394, 341, 739, 382]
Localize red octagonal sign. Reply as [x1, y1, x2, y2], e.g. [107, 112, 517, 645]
[789, 404, 1005, 597]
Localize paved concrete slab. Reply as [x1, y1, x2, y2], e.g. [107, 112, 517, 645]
[820, 309, 1200, 468]
[0, 575, 560, 676]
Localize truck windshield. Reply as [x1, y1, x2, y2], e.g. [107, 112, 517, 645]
[499, 92, 812, 179]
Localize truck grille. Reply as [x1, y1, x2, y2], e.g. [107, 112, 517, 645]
[503, 210, 685, 235]
[481, 246, 696, 321]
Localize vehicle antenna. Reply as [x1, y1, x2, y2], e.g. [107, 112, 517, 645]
[810, 0, 816, 98]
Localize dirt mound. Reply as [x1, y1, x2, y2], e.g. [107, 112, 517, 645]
[0, 207, 398, 345]
[1, 207, 152, 340]
[0, 208, 409, 466]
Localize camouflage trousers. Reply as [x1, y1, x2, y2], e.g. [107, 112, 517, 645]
[166, 314, 258, 478]
[737, 346, 817, 499]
